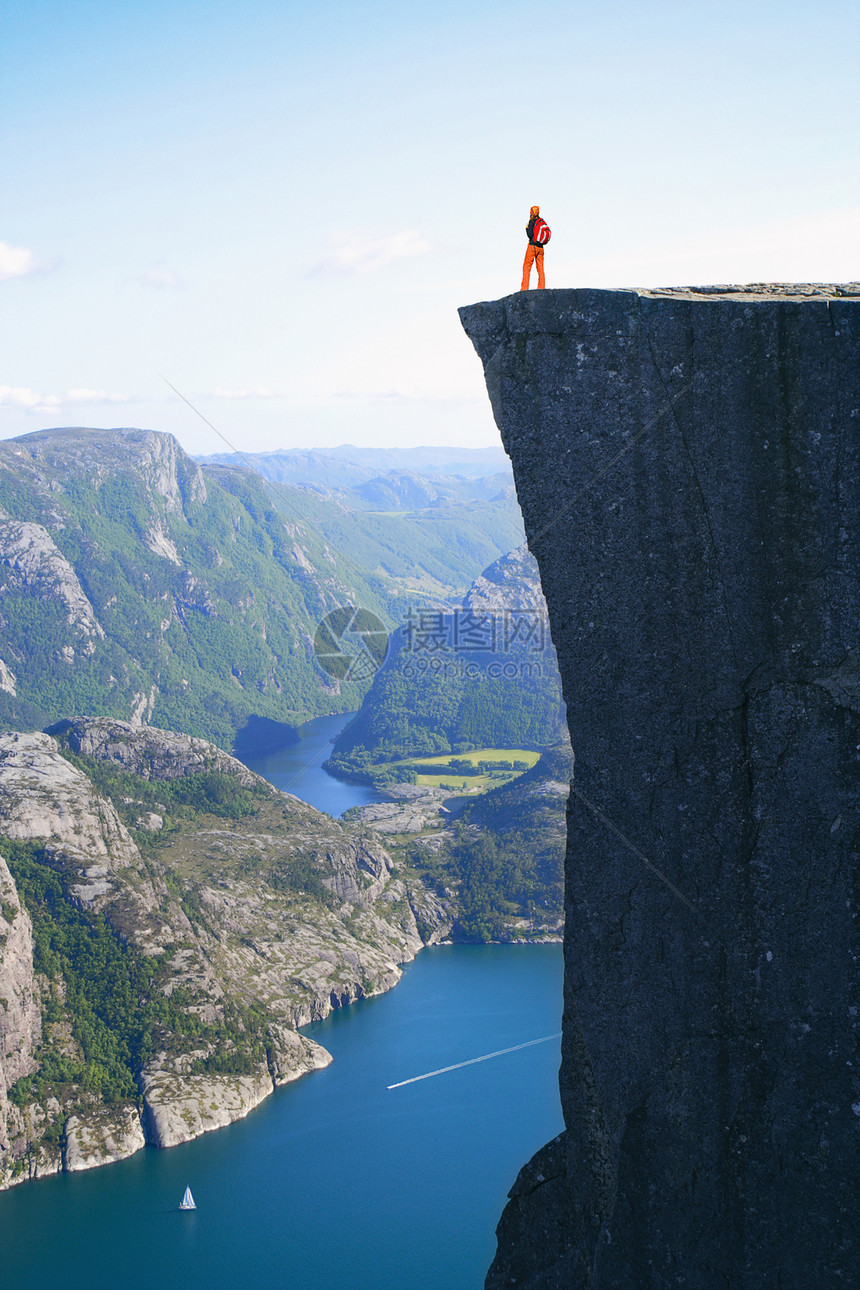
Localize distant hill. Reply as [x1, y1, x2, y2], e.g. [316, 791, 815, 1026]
[198, 445, 516, 514]
[272, 482, 523, 600]
[348, 470, 514, 512]
[198, 443, 512, 487]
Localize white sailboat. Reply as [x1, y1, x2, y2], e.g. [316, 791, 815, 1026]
[178, 1186, 196, 1211]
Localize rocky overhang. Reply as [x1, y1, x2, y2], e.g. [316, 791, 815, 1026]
[461, 285, 860, 1289]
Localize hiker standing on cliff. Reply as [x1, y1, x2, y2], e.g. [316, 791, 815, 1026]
[521, 205, 550, 290]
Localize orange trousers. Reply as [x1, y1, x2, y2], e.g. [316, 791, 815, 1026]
[521, 244, 545, 290]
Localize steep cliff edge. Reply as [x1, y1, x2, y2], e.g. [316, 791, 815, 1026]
[460, 285, 860, 1289]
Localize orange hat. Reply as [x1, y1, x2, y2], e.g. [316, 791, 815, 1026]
[530, 205, 540, 216]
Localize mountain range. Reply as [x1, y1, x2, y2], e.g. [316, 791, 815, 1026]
[0, 425, 570, 1193]
[0, 428, 522, 747]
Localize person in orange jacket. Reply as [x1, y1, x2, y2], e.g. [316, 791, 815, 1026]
[521, 205, 547, 290]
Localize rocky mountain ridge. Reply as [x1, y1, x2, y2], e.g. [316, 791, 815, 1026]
[0, 718, 450, 1189]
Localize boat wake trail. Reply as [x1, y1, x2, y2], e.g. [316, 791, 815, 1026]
[387, 1032, 562, 1090]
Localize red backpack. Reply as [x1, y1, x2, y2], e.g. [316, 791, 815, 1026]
[532, 217, 551, 245]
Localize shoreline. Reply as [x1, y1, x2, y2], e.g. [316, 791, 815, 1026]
[0, 934, 563, 1193]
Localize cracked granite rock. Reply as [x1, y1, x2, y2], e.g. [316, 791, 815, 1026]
[461, 285, 860, 1289]
[63, 1105, 145, 1172]
[138, 1061, 275, 1149]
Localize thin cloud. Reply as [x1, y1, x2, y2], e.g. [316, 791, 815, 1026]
[331, 388, 482, 408]
[0, 241, 49, 283]
[309, 230, 431, 277]
[0, 385, 132, 414]
[214, 386, 275, 399]
[66, 388, 131, 404]
[138, 262, 184, 289]
[0, 385, 60, 412]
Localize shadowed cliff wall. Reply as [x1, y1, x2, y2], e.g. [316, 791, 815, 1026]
[460, 285, 860, 1289]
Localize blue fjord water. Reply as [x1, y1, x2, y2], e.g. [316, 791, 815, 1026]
[236, 712, 385, 817]
[2, 946, 564, 1290]
[1, 716, 565, 1289]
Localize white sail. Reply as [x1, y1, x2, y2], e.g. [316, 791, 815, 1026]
[179, 1186, 196, 1210]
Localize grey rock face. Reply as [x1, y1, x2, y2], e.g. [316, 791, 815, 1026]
[462, 543, 548, 617]
[0, 730, 169, 952]
[348, 784, 449, 834]
[63, 1105, 145, 1172]
[460, 286, 860, 1289]
[48, 716, 263, 787]
[0, 517, 105, 638]
[0, 852, 41, 1159]
[138, 1062, 275, 1149]
[266, 1023, 332, 1086]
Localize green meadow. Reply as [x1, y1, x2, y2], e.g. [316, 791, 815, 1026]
[393, 748, 540, 793]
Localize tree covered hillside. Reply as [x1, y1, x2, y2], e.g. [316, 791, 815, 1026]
[329, 547, 565, 774]
[425, 743, 571, 941]
[0, 428, 523, 748]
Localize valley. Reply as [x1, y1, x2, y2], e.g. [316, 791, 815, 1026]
[0, 427, 569, 1195]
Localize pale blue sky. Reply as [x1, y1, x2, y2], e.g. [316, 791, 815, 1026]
[2, 0, 858, 454]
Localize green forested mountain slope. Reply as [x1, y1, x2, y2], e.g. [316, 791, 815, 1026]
[271, 484, 524, 598]
[0, 429, 384, 744]
[346, 742, 571, 943]
[0, 428, 523, 747]
[440, 743, 570, 939]
[329, 546, 565, 773]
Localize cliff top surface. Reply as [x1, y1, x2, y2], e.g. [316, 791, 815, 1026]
[459, 283, 859, 362]
[632, 282, 859, 300]
[467, 282, 859, 308]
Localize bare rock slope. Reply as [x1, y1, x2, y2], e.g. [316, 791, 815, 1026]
[0, 718, 450, 1189]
